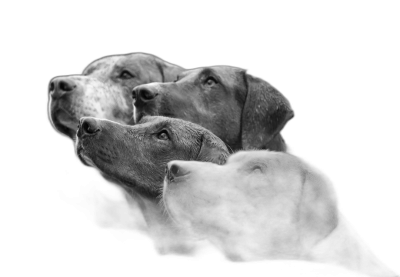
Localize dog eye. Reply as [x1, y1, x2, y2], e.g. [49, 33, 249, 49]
[174, 76, 180, 83]
[250, 166, 263, 175]
[205, 77, 218, 86]
[157, 130, 169, 140]
[119, 70, 135, 79]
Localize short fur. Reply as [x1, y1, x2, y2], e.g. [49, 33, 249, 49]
[133, 66, 293, 152]
[75, 116, 229, 253]
[162, 151, 396, 277]
[48, 53, 184, 230]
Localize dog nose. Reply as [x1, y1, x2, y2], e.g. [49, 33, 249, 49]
[49, 77, 77, 99]
[132, 86, 158, 106]
[77, 117, 100, 138]
[167, 162, 190, 181]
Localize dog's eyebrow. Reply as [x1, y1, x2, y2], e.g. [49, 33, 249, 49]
[148, 121, 170, 133]
[199, 68, 216, 77]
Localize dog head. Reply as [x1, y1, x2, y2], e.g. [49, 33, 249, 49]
[163, 151, 338, 260]
[76, 117, 228, 252]
[133, 66, 293, 151]
[48, 53, 183, 138]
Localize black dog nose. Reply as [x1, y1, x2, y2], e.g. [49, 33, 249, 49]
[167, 162, 190, 182]
[77, 117, 100, 137]
[49, 77, 77, 99]
[132, 86, 158, 106]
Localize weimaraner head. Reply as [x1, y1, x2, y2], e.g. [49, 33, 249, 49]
[162, 151, 338, 261]
[48, 53, 184, 138]
[75, 116, 228, 198]
[133, 66, 294, 152]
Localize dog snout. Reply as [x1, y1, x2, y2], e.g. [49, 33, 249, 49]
[77, 117, 100, 138]
[49, 77, 77, 99]
[132, 85, 159, 106]
[167, 162, 190, 182]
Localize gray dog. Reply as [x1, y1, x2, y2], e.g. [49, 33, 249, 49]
[48, 53, 184, 230]
[163, 151, 397, 277]
[75, 116, 229, 254]
[133, 66, 294, 152]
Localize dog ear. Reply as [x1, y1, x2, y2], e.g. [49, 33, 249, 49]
[241, 74, 294, 150]
[298, 170, 338, 248]
[196, 132, 229, 165]
[156, 58, 184, 82]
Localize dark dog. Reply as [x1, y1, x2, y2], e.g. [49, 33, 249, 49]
[48, 53, 184, 230]
[75, 116, 229, 253]
[133, 66, 294, 152]
[163, 151, 397, 277]
[48, 53, 184, 138]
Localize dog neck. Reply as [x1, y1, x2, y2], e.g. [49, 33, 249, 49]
[132, 192, 201, 255]
[308, 214, 396, 277]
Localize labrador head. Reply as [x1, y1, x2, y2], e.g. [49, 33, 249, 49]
[133, 66, 294, 151]
[163, 151, 338, 261]
[75, 116, 229, 198]
[48, 53, 184, 138]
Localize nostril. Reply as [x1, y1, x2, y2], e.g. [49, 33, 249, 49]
[139, 87, 158, 101]
[49, 81, 55, 93]
[81, 118, 100, 135]
[170, 164, 180, 177]
[132, 88, 137, 101]
[59, 80, 75, 92]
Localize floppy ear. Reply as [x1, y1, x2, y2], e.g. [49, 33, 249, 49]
[196, 132, 229, 165]
[298, 170, 338, 248]
[156, 58, 185, 82]
[241, 74, 294, 150]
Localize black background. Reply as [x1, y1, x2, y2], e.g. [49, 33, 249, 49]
[14, 7, 400, 272]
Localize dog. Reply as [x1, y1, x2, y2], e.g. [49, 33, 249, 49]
[75, 116, 229, 253]
[48, 53, 184, 138]
[48, 53, 184, 231]
[162, 151, 397, 277]
[133, 66, 294, 152]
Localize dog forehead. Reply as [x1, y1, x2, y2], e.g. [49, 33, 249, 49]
[228, 151, 301, 171]
[82, 55, 121, 76]
[209, 65, 244, 81]
[180, 65, 239, 78]
[114, 53, 158, 70]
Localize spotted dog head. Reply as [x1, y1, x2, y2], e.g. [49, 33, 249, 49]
[48, 53, 184, 138]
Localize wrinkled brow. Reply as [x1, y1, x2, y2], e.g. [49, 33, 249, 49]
[199, 68, 215, 77]
[142, 121, 169, 133]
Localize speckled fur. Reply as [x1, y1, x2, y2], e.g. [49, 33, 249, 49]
[48, 53, 184, 138]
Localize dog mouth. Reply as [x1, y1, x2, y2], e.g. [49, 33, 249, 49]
[49, 110, 79, 138]
[75, 140, 95, 167]
[164, 194, 229, 235]
[164, 197, 194, 229]
[163, 170, 229, 235]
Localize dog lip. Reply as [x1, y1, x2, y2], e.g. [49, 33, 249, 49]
[76, 146, 89, 166]
[50, 105, 81, 132]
